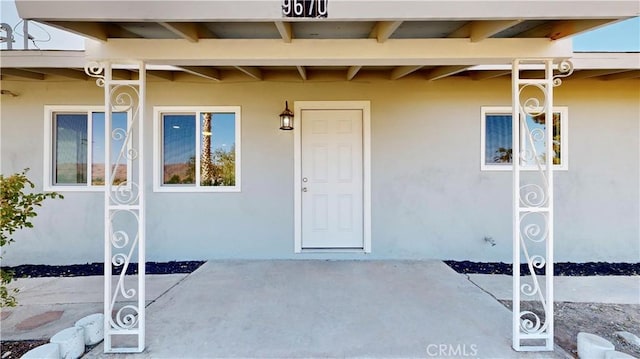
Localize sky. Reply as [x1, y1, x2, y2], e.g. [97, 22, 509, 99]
[1, 0, 638, 51]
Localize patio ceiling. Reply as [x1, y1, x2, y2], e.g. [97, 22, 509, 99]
[6, 0, 639, 82]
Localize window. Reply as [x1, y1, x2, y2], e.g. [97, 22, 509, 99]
[153, 106, 241, 192]
[44, 106, 130, 191]
[481, 106, 568, 171]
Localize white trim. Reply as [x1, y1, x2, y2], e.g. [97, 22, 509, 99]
[300, 248, 368, 254]
[43, 105, 131, 192]
[293, 101, 372, 254]
[470, 53, 640, 71]
[480, 106, 568, 171]
[152, 106, 241, 193]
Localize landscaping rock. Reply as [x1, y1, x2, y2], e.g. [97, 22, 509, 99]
[50, 327, 84, 359]
[578, 332, 615, 359]
[21, 343, 60, 359]
[616, 331, 640, 349]
[75, 313, 104, 345]
[6, 261, 204, 278]
[445, 261, 640, 276]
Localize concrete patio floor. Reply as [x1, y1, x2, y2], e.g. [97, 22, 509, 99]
[74, 260, 567, 358]
[1, 274, 188, 341]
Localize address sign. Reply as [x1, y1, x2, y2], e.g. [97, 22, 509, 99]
[282, 0, 328, 18]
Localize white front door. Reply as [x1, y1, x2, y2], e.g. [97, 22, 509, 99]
[300, 108, 364, 249]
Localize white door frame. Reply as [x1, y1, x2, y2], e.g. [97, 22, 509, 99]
[294, 101, 371, 253]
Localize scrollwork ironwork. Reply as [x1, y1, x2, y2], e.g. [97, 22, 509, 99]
[553, 60, 574, 87]
[520, 282, 539, 297]
[529, 255, 546, 269]
[110, 182, 139, 205]
[530, 128, 545, 142]
[519, 311, 547, 334]
[520, 212, 548, 243]
[518, 83, 548, 117]
[84, 61, 105, 88]
[112, 305, 140, 330]
[126, 148, 139, 161]
[93, 61, 146, 352]
[519, 184, 547, 208]
[513, 59, 564, 350]
[111, 127, 127, 141]
[111, 230, 130, 249]
[109, 85, 139, 112]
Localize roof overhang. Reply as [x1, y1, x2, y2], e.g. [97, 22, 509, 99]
[14, 0, 639, 44]
[7, 1, 639, 82]
[15, 0, 640, 22]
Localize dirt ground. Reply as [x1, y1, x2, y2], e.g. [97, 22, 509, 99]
[501, 300, 640, 358]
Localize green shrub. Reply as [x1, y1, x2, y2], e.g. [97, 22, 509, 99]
[0, 169, 63, 307]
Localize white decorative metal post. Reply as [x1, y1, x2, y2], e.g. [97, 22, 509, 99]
[85, 61, 146, 353]
[512, 59, 572, 351]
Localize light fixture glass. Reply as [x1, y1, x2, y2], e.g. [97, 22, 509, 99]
[279, 101, 294, 130]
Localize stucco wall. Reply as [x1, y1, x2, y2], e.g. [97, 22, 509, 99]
[1, 75, 638, 265]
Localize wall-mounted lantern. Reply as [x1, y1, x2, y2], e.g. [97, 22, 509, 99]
[279, 101, 294, 130]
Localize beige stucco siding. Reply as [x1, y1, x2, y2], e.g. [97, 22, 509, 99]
[1, 75, 638, 264]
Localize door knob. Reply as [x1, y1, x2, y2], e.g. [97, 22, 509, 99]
[302, 187, 308, 192]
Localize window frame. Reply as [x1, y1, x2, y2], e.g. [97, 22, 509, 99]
[480, 106, 568, 171]
[153, 106, 242, 193]
[44, 105, 132, 192]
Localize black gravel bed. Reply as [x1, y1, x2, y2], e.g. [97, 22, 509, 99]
[2, 261, 205, 278]
[3, 261, 638, 278]
[445, 260, 640, 276]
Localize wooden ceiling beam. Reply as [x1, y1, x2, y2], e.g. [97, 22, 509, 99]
[45, 21, 108, 42]
[601, 70, 640, 80]
[0, 68, 44, 80]
[2, 68, 45, 80]
[107, 24, 144, 38]
[447, 22, 471, 38]
[425, 65, 471, 81]
[177, 66, 221, 81]
[274, 21, 293, 43]
[390, 65, 423, 80]
[147, 70, 175, 81]
[234, 66, 263, 80]
[347, 66, 362, 80]
[29, 68, 87, 80]
[569, 69, 629, 79]
[470, 20, 523, 42]
[469, 70, 511, 80]
[518, 19, 617, 40]
[296, 66, 307, 80]
[369, 21, 403, 43]
[158, 22, 200, 42]
[86, 38, 573, 67]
